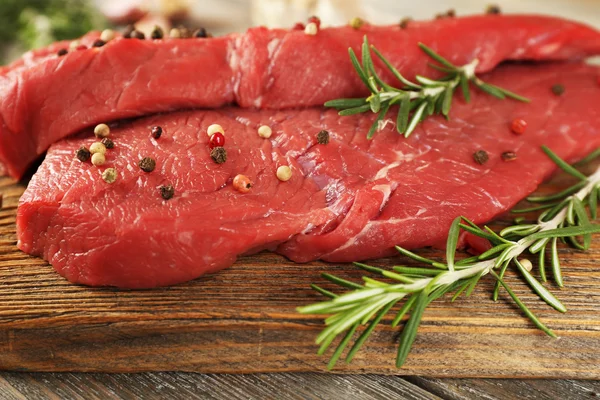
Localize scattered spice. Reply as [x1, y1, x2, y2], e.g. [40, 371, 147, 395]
[151, 26, 164, 40]
[139, 157, 156, 172]
[211, 147, 227, 164]
[207, 124, 224, 137]
[473, 150, 489, 165]
[276, 165, 292, 182]
[92, 39, 105, 48]
[69, 40, 80, 51]
[258, 125, 272, 139]
[102, 168, 117, 184]
[169, 28, 182, 38]
[436, 9, 455, 19]
[130, 30, 145, 40]
[89, 142, 107, 155]
[57, 48, 68, 57]
[317, 130, 330, 144]
[209, 132, 225, 149]
[349, 17, 364, 29]
[123, 25, 135, 38]
[305, 22, 318, 35]
[94, 123, 110, 138]
[194, 28, 208, 38]
[100, 29, 116, 42]
[75, 147, 91, 162]
[551, 84, 565, 96]
[151, 126, 163, 139]
[160, 185, 175, 200]
[511, 118, 528, 135]
[399, 17, 412, 29]
[293, 22, 305, 30]
[91, 153, 106, 166]
[308, 16, 321, 29]
[486, 4, 501, 14]
[501, 151, 517, 161]
[519, 258, 533, 272]
[101, 138, 114, 149]
[233, 174, 253, 193]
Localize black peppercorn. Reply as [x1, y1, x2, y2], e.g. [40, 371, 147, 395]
[194, 28, 208, 38]
[501, 151, 517, 161]
[317, 130, 330, 145]
[551, 84, 565, 96]
[92, 39, 105, 48]
[130, 30, 145, 40]
[139, 157, 156, 172]
[57, 48, 68, 57]
[151, 126, 163, 139]
[211, 147, 227, 164]
[101, 138, 114, 149]
[123, 25, 135, 38]
[151, 26, 164, 40]
[473, 150, 489, 165]
[160, 185, 175, 200]
[75, 147, 91, 162]
[399, 18, 412, 29]
[486, 5, 501, 14]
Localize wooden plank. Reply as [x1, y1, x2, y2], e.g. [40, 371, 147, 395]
[407, 377, 600, 399]
[1, 176, 600, 377]
[0, 372, 439, 400]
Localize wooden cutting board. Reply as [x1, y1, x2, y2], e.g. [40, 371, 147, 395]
[1, 175, 599, 379]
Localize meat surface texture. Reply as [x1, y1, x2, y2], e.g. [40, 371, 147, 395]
[17, 63, 600, 288]
[2, 15, 600, 179]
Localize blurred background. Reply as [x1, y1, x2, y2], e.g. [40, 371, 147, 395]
[0, 0, 598, 64]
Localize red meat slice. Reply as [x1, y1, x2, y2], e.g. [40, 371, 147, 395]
[2, 15, 600, 179]
[16, 62, 600, 288]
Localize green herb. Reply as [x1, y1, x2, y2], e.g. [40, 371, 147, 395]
[298, 146, 600, 369]
[325, 37, 529, 139]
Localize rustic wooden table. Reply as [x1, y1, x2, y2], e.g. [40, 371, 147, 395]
[1, 373, 600, 399]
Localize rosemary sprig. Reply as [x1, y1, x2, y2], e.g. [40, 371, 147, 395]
[325, 37, 530, 139]
[298, 147, 600, 369]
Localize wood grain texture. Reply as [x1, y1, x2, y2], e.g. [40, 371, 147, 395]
[2, 372, 600, 400]
[1, 175, 600, 378]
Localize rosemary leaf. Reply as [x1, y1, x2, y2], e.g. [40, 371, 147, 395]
[325, 98, 368, 109]
[484, 82, 531, 103]
[541, 146, 588, 181]
[539, 245, 547, 283]
[345, 300, 399, 363]
[395, 246, 445, 268]
[527, 224, 600, 241]
[418, 43, 456, 69]
[391, 295, 416, 327]
[527, 182, 586, 203]
[446, 216, 462, 272]
[370, 46, 421, 89]
[338, 104, 371, 116]
[474, 80, 506, 99]
[348, 48, 371, 89]
[572, 197, 592, 250]
[370, 93, 382, 113]
[492, 259, 511, 302]
[321, 273, 364, 290]
[459, 73, 470, 103]
[442, 84, 453, 116]
[490, 270, 557, 338]
[396, 291, 428, 367]
[327, 323, 358, 370]
[393, 266, 442, 276]
[367, 102, 391, 139]
[591, 184, 599, 220]
[551, 237, 563, 287]
[514, 259, 567, 313]
[311, 284, 337, 299]
[405, 101, 427, 138]
[396, 93, 410, 134]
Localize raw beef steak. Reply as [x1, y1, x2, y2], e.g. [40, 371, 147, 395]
[1, 15, 600, 178]
[16, 62, 600, 288]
